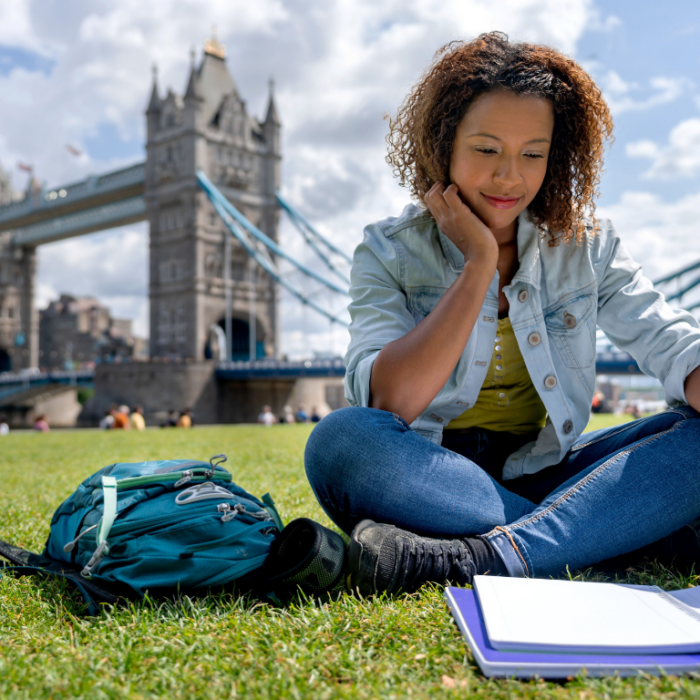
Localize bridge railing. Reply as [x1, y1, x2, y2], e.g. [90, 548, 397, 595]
[0, 162, 145, 226]
[216, 358, 346, 379]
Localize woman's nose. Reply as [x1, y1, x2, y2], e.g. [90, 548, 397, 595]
[493, 157, 522, 188]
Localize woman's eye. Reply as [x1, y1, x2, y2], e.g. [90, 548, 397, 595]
[524, 153, 545, 159]
[476, 148, 497, 154]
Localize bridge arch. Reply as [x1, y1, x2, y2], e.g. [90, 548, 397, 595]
[210, 316, 265, 361]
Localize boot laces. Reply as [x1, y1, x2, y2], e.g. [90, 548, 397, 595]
[396, 536, 474, 592]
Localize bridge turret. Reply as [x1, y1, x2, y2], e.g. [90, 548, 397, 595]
[145, 34, 281, 362]
[146, 66, 161, 139]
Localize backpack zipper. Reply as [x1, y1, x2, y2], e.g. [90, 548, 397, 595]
[107, 500, 268, 537]
[114, 468, 232, 491]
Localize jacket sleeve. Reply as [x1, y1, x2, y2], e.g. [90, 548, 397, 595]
[344, 223, 416, 407]
[594, 219, 700, 405]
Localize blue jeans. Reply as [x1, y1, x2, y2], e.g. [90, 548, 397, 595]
[304, 406, 700, 578]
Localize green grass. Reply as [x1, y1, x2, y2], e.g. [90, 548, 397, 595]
[1, 419, 698, 699]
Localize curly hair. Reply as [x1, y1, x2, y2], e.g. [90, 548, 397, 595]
[386, 32, 614, 245]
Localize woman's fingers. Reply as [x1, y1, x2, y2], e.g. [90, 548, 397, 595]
[425, 182, 449, 219]
[442, 184, 475, 217]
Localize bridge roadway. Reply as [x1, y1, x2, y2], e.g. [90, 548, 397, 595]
[0, 163, 145, 246]
[0, 352, 644, 406]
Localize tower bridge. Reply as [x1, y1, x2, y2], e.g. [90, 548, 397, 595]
[0, 36, 352, 424]
[0, 34, 282, 376]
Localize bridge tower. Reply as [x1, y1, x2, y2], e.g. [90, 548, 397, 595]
[0, 163, 37, 372]
[145, 35, 281, 361]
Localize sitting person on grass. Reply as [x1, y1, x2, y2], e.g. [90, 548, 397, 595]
[305, 33, 700, 595]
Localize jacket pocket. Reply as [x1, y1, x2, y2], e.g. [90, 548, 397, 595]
[544, 292, 596, 369]
[406, 286, 448, 323]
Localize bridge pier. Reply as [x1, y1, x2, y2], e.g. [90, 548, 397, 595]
[78, 361, 346, 426]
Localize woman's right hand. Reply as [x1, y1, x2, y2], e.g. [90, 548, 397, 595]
[425, 183, 498, 267]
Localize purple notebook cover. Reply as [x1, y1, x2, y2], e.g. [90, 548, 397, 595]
[445, 586, 700, 679]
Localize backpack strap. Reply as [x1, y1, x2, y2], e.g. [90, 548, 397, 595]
[0, 538, 121, 615]
[261, 493, 284, 530]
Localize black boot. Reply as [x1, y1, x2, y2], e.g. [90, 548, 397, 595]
[348, 520, 504, 596]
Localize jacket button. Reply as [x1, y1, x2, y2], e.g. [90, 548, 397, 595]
[564, 312, 577, 328]
[563, 419, 574, 434]
[528, 332, 541, 346]
[518, 290, 529, 303]
[544, 375, 557, 389]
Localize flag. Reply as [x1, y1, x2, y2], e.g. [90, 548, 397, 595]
[17, 162, 32, 172]
[66, 143, 82, 157]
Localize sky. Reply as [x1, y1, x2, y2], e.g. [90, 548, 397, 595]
[0, 0, 698, 357]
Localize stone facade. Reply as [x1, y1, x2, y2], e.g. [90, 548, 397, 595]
[145, 38, 281, 362]
[79, 361, 345, 426]
[39, 294, 147, 370]
[0, 233, 37, 372]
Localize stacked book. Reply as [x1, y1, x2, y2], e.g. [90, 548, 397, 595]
[445, 576, 700, 678]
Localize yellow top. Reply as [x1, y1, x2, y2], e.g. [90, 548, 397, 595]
[446, 317, 547, 434]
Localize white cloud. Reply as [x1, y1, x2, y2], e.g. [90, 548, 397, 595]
[597, 189, 700, 291]
[593, 69, 693, 115]
[626, 118, 700, 180]
[585, 8, 622, 32]
[3, 0, 597, 357]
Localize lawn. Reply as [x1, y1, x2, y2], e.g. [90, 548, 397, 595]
[1, 416, 698, 699]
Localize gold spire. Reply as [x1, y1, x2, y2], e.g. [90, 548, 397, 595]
[204, 27, 226, 59]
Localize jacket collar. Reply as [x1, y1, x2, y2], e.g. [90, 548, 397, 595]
[437, 209, 542, 291]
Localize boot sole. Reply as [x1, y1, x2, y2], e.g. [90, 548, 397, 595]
[347, 519, 377, 591]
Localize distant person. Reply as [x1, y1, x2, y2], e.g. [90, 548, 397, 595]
[130, 405, 146, 431]
[33, 414, 49, 432]
[0, 415, 8, 436]
[99, 410, 115, 430]
[591, 390, 604, 414]
[165, 410, 178, 428]
[296, 403, 309, 423]
[110, 404, 130, 430]
[281, 405, 295, 424]
[310, 407, 321, 423]
[258, 405, 276, 426]
[176, 408, 192, 428]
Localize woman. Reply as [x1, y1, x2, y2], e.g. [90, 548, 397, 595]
[304, 33, 700, 595]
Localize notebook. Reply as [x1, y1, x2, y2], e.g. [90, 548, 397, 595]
[445, 586, 700, 679]
[472, 576, 700, 655]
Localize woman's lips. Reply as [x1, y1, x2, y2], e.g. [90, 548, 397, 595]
[482, 194, 521, 210]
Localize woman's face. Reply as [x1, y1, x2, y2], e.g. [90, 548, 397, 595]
[449, 89, 554, 235]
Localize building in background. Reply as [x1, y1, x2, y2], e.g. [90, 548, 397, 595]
[39, 294, 147, 370]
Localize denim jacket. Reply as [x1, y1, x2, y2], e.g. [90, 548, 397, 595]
[344, 204, 700, 479]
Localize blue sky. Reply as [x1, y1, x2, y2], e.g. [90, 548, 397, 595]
[0, 0, 697, 354]
[579, 0, 699, 204]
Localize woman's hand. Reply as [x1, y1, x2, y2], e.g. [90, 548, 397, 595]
[425, 183, 498, 266]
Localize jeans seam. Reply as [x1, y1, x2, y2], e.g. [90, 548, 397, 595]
[506, 419, 685, 533]
[570, 409, 687, 452]
[493, 526, 530, 576]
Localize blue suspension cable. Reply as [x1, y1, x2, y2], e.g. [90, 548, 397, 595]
[276, 191, 353, 263]
[197, 172, 349, 326]
[198, 171, 349, 296]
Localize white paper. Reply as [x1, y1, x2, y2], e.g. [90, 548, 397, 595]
[474, 576, 700, 654]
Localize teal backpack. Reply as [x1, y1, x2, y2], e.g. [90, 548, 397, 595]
[0, 454, 346, 613]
